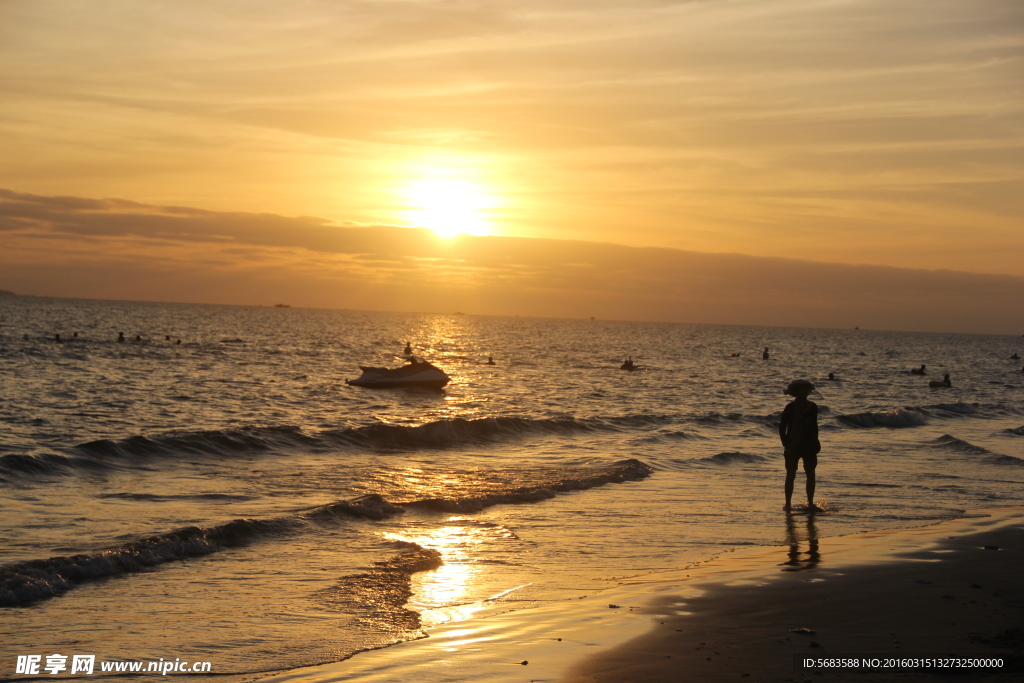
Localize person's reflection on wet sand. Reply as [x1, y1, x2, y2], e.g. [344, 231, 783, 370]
[780, 514, 820, 571]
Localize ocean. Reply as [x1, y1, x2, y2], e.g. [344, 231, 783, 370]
[2, 296, 1023, 680]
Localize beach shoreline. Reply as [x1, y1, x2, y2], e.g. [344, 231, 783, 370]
[565, 507, 1024, 682]
[261, 507, 1024, 683]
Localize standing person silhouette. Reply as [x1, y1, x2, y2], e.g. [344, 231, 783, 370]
[779, 379, 821, 512]
[762, 347, 770, 360]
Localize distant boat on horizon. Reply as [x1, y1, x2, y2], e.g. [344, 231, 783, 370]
[274, 303, 291, 308]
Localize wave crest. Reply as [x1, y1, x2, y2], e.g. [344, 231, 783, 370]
[837, 408, 927, 429]
[920, 402, 981, 416]
[0, 517, 298, 608]
[702, 452, 768, 465]
[1, 416, 670, 480]
[306, 494, 408, 522]
[929, 434, 989, 455]
[400, 459, 653, 513]
[985, 453, 1024, 467]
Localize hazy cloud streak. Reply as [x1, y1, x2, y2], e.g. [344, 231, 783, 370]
[2, 190, 1021, 334]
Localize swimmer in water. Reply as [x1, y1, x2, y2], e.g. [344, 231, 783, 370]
[54, 333, 61, 342]
[118, 332, 125, 343]
[762, 347, 770, 360]
[486, 356, 496, 365]
[404, 341, 413, 355]
[827, 372, 835, 381]
[621, 357, 635, 370]
[1011, 352, 1020, 360]
[780, 379, 821, 512]
[910, 364, 926, 375]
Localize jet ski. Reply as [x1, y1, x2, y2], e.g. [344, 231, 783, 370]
[346, 358, 450, 389]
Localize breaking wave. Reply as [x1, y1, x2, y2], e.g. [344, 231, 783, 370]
[928, 434, 990, 455]
[985, 453, 1024, 466]
[399, 458, 653, 512]
[0, 460, 651, 607]
[832, 402, 1017, 431]
[700, 452, 769, 465]
[0, 517, 300, 608]
[4, 401, 1015, 482]
[928, 435, 1023, 466]
[836, 408, 927, 429]
[0, 415, 670, 480]
[919, 402, 981, 416]
[633, 429, 706, 444]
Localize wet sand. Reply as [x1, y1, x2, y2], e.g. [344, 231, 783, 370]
[564, 508, 1023, 682]
[262, 508, 1024, 683]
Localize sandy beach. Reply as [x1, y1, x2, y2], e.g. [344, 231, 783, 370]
[564, 508, 1023, 682]
[262, 508, 1023, 683]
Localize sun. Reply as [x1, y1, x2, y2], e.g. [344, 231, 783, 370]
[403, 177, 494, 238]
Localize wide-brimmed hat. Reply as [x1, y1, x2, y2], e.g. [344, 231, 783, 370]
[784, 379, 815, 395]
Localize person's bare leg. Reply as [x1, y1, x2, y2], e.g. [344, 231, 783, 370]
[805, 465, 817, 509]
[784, 467, 797, 510]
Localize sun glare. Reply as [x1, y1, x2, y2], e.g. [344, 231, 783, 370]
[404, 177, 494, 238]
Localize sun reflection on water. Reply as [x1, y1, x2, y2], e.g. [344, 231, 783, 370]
[389, 314, 504, 422]
[383, 516, 525, 627]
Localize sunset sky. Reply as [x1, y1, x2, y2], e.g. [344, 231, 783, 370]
[1, 0, 1022, 333]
